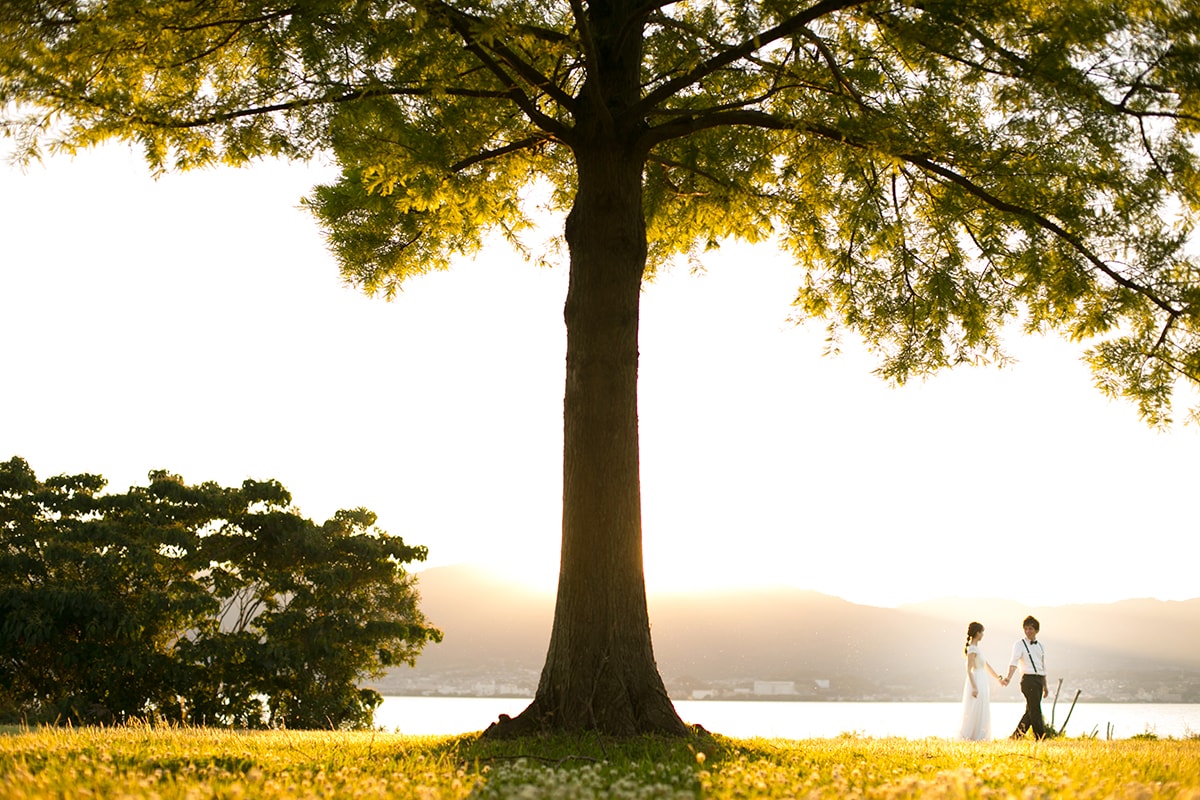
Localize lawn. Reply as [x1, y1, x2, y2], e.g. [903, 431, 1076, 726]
[1, 724, 1198, 798]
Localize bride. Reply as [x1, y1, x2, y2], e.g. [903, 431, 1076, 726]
[959, 621, 1003, 740]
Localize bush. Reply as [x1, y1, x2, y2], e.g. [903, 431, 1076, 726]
[0, 457, 441, 728]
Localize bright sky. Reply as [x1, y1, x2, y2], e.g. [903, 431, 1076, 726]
[3, 142, 1197, 608]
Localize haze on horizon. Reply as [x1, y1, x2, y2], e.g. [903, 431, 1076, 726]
[3, 142, 1198, 610]
[390, 563, 1200, 706]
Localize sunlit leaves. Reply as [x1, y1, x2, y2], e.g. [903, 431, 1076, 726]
[4, 1, 1200, 423]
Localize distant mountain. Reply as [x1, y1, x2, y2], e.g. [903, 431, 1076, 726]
[403, 564, 553, 673]
[375, 565, 1200, 701]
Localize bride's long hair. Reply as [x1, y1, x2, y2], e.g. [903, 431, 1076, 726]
[964, 621, 984, 655]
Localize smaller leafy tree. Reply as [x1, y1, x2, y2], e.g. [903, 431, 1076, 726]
[0, 457, 440, 728]
[0, 458, 202, 724]
[191, 503, 437, 729]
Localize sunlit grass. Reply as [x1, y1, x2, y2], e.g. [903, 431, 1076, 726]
[1, 724, 1198, 798]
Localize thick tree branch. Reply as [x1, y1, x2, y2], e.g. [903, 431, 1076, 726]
[161, 7, 299, 34]
[639, 10, 729, 89]
[448, 37, 570, 137]
[896, 149, 1180, 316]
[633, 0, 874, 116]
[647, 99, 1186, 322]
[479, 31, 578, 113]
[634, 0, 678, 14]
[449, 133, 553, 172]
[108, 84, 511, 129]
[425, 0, 577, 128]
[641, 107, 793, 148]
[798, 122, 1185, 319]
[568, 0, 607, 125]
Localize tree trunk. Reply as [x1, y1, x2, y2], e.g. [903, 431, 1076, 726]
[482, 1, 687, 739]
[483, 141, 687, 739]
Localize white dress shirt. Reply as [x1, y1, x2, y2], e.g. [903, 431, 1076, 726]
[1010, 637, 1046, 676]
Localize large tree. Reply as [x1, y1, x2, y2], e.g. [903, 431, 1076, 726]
[3, 1, 1199, 736]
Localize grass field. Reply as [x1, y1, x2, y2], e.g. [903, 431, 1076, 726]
[2, 724, 1198, 798]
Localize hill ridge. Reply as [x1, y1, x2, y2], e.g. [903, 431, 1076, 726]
[373, 565, 1200, 702]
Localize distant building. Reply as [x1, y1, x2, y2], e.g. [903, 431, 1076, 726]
[814, 679, 830, 690]
[753, 681, 797, 696]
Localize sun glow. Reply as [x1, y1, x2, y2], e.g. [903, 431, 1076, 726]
[2, 143, 1199, 611]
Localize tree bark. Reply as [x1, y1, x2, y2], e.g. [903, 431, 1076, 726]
[485, 141, 687, 737]
[483, 1, 688, 738]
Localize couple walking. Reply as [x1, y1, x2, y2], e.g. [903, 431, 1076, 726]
[959, 615, 1049, 741]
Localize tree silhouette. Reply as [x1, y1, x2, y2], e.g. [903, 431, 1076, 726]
[0, 457, 439, 727]
[3, 1, 1198, 735]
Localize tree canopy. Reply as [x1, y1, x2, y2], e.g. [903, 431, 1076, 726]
[3, 0, 1199, 735]
[0, 456, 440, 728]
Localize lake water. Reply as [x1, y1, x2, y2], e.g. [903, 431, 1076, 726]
[375, 697, 1200, 740]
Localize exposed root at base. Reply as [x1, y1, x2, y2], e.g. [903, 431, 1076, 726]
[480, 700, 697, 740]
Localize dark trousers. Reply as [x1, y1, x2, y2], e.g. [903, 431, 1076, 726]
[1013, 674, 1047, 738]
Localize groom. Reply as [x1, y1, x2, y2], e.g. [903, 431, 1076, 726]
[1001, 615, 1048, 739]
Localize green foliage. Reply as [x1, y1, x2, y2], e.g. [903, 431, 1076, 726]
[4, 1, 1199, 423]
[0, 456, 440, 729]
[1, 726, 1199, 799]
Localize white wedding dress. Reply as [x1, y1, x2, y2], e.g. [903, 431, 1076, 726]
[958, 644, 992, 741]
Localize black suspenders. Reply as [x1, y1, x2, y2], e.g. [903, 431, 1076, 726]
[1022, 640, 1041, 675]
